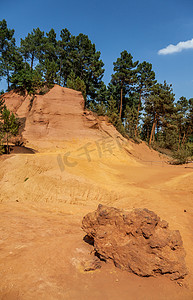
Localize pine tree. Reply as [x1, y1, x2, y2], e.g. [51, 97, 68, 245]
[38, 28, 59, 85]
[58, 28, 72, 86]
[71, 33, 105, 101]
[134, 61, 156, 137]
[20, 28, 45, 71]
[144, 81, 175, 146]
[58, 31, 105, 102]
[111, 51, 138, 119]
[10, 59, 43, 94]
[182, 98, 193, 145]
[66, 72, 86, 100]
[175, 96, 189, 148]
[0, 19, 17, 90]
[124, 93, 139, 138]
[107, 96, 125, 135]
[0, 106, 19, 154]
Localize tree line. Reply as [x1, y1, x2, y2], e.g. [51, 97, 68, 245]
[0, 19, 193, 161]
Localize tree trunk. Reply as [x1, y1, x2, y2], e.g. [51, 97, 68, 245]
[181, 131, 186, 145]
[6, 68, 10, 91]
[152, 121, 157, 143]
[147, 128, 150, 141]
[156, 122, 159, 141]
[149, 115, 157, 146]
[149, 123, 154, 146]
[178, 131, 181, 150]
[7, 76, 10, 91]
[119, 88, 123, 119]
[182, 125, 191, 145]
[59, 60, 62, 85]
[134, 91, 142, 137]
[31, 54, 34, 71]
[6, 132, 9, 154]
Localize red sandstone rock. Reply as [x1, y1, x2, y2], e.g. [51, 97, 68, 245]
[2, 85, 124, 149]
[82, 204, 188, 280]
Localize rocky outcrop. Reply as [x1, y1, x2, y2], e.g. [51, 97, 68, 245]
[82, 204, 188, 280]
[2, 85, 125, 150]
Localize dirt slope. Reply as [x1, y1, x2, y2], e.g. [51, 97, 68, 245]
[2, 85, 166, 163]
[0, 86, 193, 299]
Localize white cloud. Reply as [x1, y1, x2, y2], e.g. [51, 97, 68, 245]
[158, 38, 193, 55]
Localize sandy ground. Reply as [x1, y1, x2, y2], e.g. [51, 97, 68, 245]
[0, 147, 193, 300]
[1, 85, 193, 299]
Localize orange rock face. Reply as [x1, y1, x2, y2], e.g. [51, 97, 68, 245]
[82, 204, 188, 280]
[2, 85, 124, 150]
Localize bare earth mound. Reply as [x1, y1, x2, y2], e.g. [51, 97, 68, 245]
[82, 204, 187, 280]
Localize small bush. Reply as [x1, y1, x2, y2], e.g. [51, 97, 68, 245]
[151, 142, 172, 157]
[171, 148, 190, 165]
[186, 142, 193, 157]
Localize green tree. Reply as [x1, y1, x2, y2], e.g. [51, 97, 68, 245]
[135, 61, 156, 137]
[20, 28, 45, 71]
[111, 51, 138, 119]
[58, 32, 105, 101]
[58, 28, 72, 86]
[38, 28, 59, 85]
[175, 96, 189, 148]
[87, 81, 108, 115]
[124, 93, 139, 138]
[66, 72, 86, 100]
[182, 98, 193, 145]
[11, 63, 42, 94]
[71, 33, 105, 101]
[107, 96, 125, 135]
[144, 81, 175, 146]
[0, 19, 17, 90]
[0, 106, 19, 154]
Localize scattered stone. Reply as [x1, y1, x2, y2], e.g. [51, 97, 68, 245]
[82, 204, 188, 280]
[82, 257, 101, 272]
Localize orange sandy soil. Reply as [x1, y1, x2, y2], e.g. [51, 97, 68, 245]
[0, 148, 193, 300]
[0, 85, 193, 299]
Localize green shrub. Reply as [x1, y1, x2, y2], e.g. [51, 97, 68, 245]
[171, 147, 190, 165]
[186, 142, 193, 157]
[66, 72, 86, 100]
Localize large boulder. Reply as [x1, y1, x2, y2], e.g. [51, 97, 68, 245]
[82, 204, 188, 280]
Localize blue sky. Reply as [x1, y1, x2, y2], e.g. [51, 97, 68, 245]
[1, 0, 193, 100]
